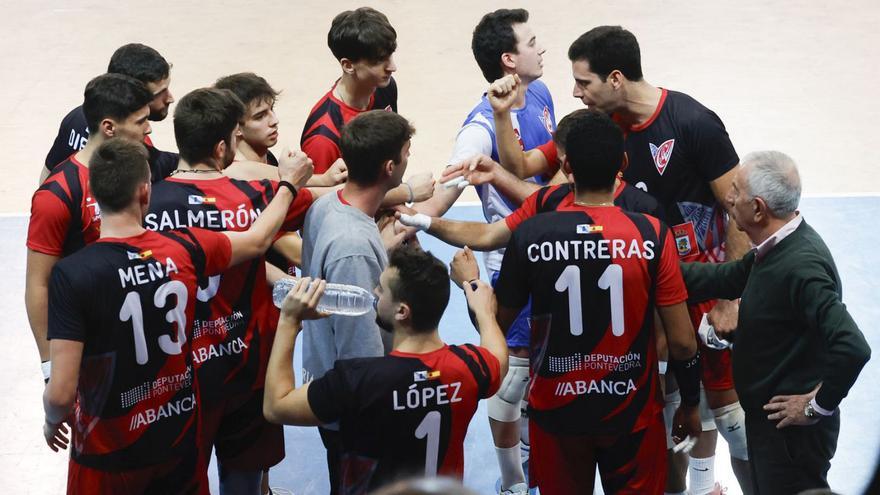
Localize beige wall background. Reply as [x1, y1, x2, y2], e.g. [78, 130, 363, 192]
[1, 0, 878, 215]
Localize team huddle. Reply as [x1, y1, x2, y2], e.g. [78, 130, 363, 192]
[26, 7, 870, 495]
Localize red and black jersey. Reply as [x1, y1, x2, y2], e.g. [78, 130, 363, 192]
[307, 344, 501, 493]
[27, 156, 101, 257]
[146, 176, 313, 401]
[617, 89, 739, 263]
[495, 206, 687, 436]
[47, 228, 231, 471]
[505, 181, 665, 233]
[300, 78, 397, 174]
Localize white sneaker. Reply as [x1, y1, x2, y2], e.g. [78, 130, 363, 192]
[500, 482, 529, 495]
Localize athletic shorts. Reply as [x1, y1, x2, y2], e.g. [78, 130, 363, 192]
[68, 454, 207, 495]
[491, 271, 531, 349]
[689, 301, 735, 391]
[529, 413, 666, 494]
[200, 389, 284, 471]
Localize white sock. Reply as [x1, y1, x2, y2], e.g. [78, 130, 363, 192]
[495, 445, 526, 490]
[688, 455, 715, 495]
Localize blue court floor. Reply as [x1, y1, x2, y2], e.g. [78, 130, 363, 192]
[1, 199, 877, 494]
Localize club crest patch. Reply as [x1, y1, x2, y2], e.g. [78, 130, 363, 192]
[649, 139, 675, 175]
[542, 106, 554, 135]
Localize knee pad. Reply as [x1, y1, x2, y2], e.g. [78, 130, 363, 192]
[698, 388, 717, 432]
[713, 401, 748, 461]
[488, 356, 530, 422]
[663, 389, 681, 449]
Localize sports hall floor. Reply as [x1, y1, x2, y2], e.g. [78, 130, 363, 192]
[1, 1, 878, 493]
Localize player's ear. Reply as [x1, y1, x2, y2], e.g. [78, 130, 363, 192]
[608, 69, 625, 90]
[100, 118, 116, 138]
[383, 159, 395, 178]
[139, 181, 151, 208]
[395, 301, 410, 323]
[500, 52, 516, 74]
[339, 57, 355, 75]
[213, 139, 226, 161]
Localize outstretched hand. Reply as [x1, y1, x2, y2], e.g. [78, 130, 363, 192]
[441, 154, 499, 188]
[313, 158, 348, 187]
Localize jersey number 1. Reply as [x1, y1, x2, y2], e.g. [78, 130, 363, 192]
[555, 264, 624, 337]
[119, 280, 189, 365]
[415, 411, 441, 476]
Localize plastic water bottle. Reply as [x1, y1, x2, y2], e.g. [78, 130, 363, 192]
[272, 278, 375, 316]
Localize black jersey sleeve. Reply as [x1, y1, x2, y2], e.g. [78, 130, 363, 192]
[147, 145, 180, 182]
[494, 230, 530, 310]
[47, 264, 87, 342]
[45, 107, 88, 171]
[688, 107, 739, 183]
[307, 364, 354, 424]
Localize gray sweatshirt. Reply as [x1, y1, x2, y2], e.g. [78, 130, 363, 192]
[300, 192, 387, 389]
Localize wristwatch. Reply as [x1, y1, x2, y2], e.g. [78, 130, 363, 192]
[804, 402, 817, 419]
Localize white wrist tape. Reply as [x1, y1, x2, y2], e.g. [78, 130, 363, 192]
[672, 435, 697, 454]
[398, 213, 432, 231]
[658, 360, 668, 375]
[442, 176, 470, 190]
[41, 360, 52, 381]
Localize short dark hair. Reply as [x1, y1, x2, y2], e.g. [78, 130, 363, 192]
[563, 110, 625, 191]
[340, 111, 414, 185]
[471, 9, 529, 82]
[553, 108, 594, 151]
[89, 139, 150, 214]
[388, 246, 450, 332]
[214, 72, 280, 109]
[82, 73, 153, 134]
[328, 7, 397, 62]
[173, 88, 245, 165]
[107, 43, 171, 84]
[568, 26, 643, 82]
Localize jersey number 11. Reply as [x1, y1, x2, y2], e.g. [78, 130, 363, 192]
[555, 264, 624, 337]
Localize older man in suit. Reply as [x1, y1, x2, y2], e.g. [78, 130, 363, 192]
[679, 150, 870, 494]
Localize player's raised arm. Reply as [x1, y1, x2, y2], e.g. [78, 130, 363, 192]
[397, 210, 511, 251]
[223, 148, 313, 266]
[488, 75, 552, 179]
[263, 277, 328, 426]
[464, 279, 509, 378]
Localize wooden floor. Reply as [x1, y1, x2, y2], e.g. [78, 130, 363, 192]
[1, 1, 878, 493]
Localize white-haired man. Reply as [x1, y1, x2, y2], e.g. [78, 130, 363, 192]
[680, 151, 871, 494]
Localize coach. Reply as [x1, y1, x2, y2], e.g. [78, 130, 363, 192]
[679, 150, 870, 494]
